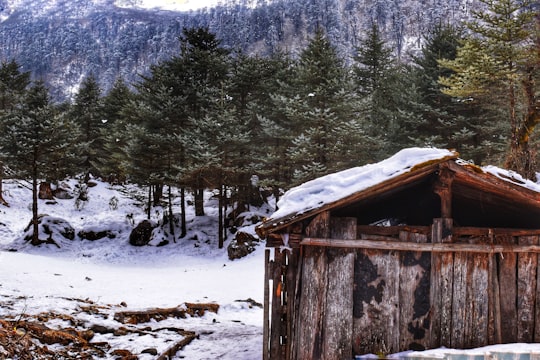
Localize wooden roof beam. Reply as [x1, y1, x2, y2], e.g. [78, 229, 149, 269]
[433, 164, 455, 219]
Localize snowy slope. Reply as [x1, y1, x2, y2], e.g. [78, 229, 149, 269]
[0, 178, 267, 358]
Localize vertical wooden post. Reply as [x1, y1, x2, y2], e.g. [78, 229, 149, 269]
[285, 249, 298, 360]
[465, 252, 489, 348]
[451, 249, 467, 347]
[431, 164, 455, 348]
[488, 248, 502, 344]
[290, 249, 303, 360]
[517, 235, 538, 342]
[433, 166, 454, 219]
[270, 249, 286, 359]
[430, 218, 454, 348]
[263, 249, 271, 360]
[296, 246, 327, 359]
[323, 217, 356, 360]
[296, 212, 330, 359]
[499, 235, 517, 343]
[399, 232, 430, 351]
[535, 239, 540, 342]
[353, 241, 399, 354]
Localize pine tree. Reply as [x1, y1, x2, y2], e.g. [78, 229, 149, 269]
[409, 24, 508, 164]
[0, 60, 31, 206]
[0, 81, 76, 245]
[439, 0, 539, 178]
[70, 74, 105, 180]
[354, 23, 394, 97]
[187, 94, 251, 248]
[230, 51, 293, 205]
[243, 51, 297, 204]
[122, 27, 231, 237]
[123, 80, 185, 238]
[353, 23, 402, 159]
[173, 27, 232, 217]
[267, 29, 377, 187]
[98, 78, 135, 182]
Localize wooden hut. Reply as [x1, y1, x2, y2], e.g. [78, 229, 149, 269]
[256, 148, 540, 359]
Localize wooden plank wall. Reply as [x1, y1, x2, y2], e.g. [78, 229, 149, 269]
[295, 213, 357, 360]
[352, 232, 431, 354]
[268, 219, 540, 358]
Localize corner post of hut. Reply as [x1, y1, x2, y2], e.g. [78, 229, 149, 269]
[430, 163, 455, 348]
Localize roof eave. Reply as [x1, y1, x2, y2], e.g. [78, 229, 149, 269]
[256, 155, 455, 238]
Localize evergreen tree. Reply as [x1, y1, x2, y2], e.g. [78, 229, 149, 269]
[122, 27, 231, 237]
[0, 60, 31, 206]
[123, 79, 185, 238]
[353, 23, 408, 159]
[124, 63, 182, 236]
[229, 51, 292, 206]
[173, 27, 232, 217]
[187, 94, 251, 248]
[70, 74, 105, 180]
[0, 60, 30, 111]
[439, 0, 539, 178]
[98, 78, 135, 182]
[410, 24, 508, 164]
[274, 29, 376, 186]
[0, 81, 75, 245]
[354, 23, 395, 98]
[244, 51, 297, 204]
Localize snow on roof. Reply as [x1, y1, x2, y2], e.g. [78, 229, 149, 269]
[481, 164, 540, 192]
[264, 148, 540, 229]
[268, 147, 457, 223]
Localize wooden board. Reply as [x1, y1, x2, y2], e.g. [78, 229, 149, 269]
[270, 249, 285, 359]
[352, 248, 399, 354]
[535, 243, 540, 343]
[322, 218, 356, 360]
[296, 246, 327, 359]
[517, 236, 538, 342]
[398, 232, 431, 351]
[451, 250, 467, 348]
[465, 252, 489, 348]
[498, 235, 517, 343]
[488, 251, 502, 344]
[430, 218, 454, 348]
[263, 250, 271, 360]
[286, 249, 299, 360]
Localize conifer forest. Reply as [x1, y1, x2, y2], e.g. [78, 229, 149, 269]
[0, 0, 538, 247]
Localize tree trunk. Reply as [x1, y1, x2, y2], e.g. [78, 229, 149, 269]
[506, 70, 539, 181]
[180, 187, 186, 238]
[218, 184, 224, 249]
[31, 167, 40, 246]
[273, 186, 280, 210]
[194, 188, 205, 216]
[147, 185, 152, 220]
[0, 163, 7, 207]
[153, 183, 163, 206]
[223, 185, 228, 243]
[168, 185, 175, 242]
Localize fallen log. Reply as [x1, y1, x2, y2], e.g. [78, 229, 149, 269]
[114, 302, 219, 325]
[11, 320, 89, 346]
[184, 302, 220, 316]
[156, 330, 198, 360]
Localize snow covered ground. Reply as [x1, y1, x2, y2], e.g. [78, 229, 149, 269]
[0, 177, 268, 358]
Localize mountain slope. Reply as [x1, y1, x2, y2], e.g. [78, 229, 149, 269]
[0, 0, 474, 101]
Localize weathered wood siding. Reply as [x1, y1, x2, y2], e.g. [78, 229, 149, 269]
[263, 219, 540, 359]
[296, 214, 356, 360]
